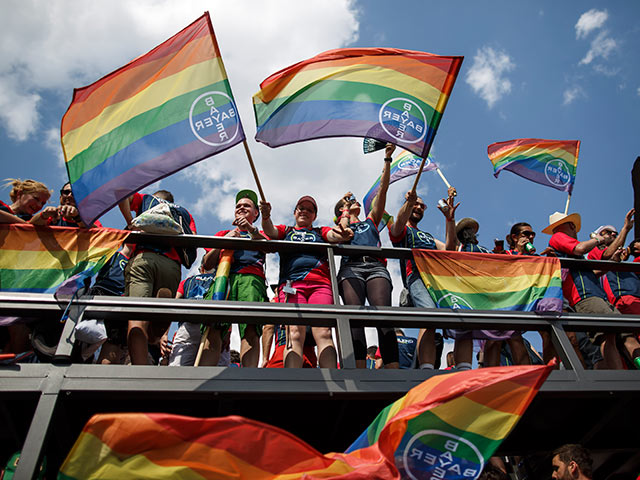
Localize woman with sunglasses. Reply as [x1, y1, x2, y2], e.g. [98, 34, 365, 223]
[334, 143, 399, 368]
[260, 195, 353, 368]
[48, 183, 102, 228]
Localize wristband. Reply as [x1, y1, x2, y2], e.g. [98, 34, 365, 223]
[384, 157, 392, 162]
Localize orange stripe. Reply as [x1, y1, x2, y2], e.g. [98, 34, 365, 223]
[489, 139, 579, 159]
[62, 35, 216, 135]
[466, 381, 536, 416]
[0, 225, 128, 253]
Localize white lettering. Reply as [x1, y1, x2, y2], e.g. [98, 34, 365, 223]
[221, 112, 230, 121]
[463, 468, 479, 477]
[383, 111, 392, 119]
[195, 120, 204, 130]
[218, 131, 229, 141]
[423, 453, 437, 465]
[449, 464, 461, 474]
[403, 102, 412, 111]
[209, 105, 219, 115]
[409, 449, 423, 460]
[392, 113, 400, 121]
[204, 117, 213, 128]
[205, 96, 215, 106]
[433, 466, 446, 478]
[415, 125, 423, 133]
[444, 440, 459, 452]
[229, 108, 236, 117]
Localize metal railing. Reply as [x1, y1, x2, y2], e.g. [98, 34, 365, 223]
[2, 232, 640, 479]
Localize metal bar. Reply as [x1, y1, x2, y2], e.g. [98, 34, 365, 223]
[327, 247, 356, 369]
[549, 322, 585, 378]
[52, 302, 86, 364]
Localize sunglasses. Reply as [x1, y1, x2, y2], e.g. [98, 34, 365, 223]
[519, 230, 536, 239]
[60, 189, 73, 196]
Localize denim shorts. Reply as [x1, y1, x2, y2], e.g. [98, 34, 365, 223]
[338, 260, 392, 285]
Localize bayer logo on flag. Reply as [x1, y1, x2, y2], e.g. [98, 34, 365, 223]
[544, 159, 571, 187]
[189, 91, 241, 147]
[398, 156, 428, 171]
[399, 430, 484, 480]
[378, 98, 427, 144]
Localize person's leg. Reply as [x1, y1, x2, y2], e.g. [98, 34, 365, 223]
[366, 276, 398, 369]
[575, 297, 623, 369]
[200, 328, 222, 366]
[97, 342, 125, 365]
[306, 282, 337, 368]
[454, 337, 473, 370]
[280, 287, 306, 368]
[339, 277, 368, 368]
[482, 340, 501, 367]
[408, 276, 437, 369]
[231, 274, 265, 368]
[239, 324, 259, 367]
[506, 335, 531, 365]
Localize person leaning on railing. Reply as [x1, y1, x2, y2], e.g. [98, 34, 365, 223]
[260, 195, 353, 368]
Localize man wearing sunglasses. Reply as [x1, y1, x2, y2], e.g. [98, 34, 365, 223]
[47, 183, 102, 228]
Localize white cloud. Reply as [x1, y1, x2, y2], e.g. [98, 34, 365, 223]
[465, 46, 515, 108]
[0, 74, 41, 141]
[637, 87, 640, 96]
[575, 9, 608, 39]
[579, 30, 617, 65]
[563, 85, 586, 105]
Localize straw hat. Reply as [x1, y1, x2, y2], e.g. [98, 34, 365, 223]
[456, 217, 479, 235]
[542, 212, 582, 235]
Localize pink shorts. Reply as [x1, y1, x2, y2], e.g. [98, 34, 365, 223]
[278, 280, 333, 305]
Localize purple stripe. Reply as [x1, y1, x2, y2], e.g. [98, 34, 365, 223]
[255, 119, 429, 159]
[500, 162, 573, 193]
[77, 133, 244, 225]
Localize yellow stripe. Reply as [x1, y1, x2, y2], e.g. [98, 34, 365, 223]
[260, 64, 448, 112]
[490, 144, 577, 166]
[420, 272, 559, 294]
[431, 395, 521, 440]
[0, 247, 115, 271]
[62, 58, 226, 159]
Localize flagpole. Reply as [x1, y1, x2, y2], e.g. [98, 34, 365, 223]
[410, 157, 428, 193]
[435, 167, 452, 190]
[194, 326, 209, 366]
[564, 193, 572, 215]
[243, 140, 266, 201]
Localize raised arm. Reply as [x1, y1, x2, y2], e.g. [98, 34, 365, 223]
[259, 201, 279, 239]
[389, 190, 416, 239]
[370, 143, 394, 226]
[600, 208, 634, 260]
[440, 187, 459, 251]
[118, 196, 135, 228]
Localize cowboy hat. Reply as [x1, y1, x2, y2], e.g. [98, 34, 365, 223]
[456, 217, 479, 235]
[542, 212, 581, 235]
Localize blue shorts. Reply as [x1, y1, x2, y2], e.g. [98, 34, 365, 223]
[338, 260, 392, 285]
[408, 273, 436, 309]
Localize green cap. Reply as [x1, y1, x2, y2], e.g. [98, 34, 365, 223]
[235, 189, 258, 207]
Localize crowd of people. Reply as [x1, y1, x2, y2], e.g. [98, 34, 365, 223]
[2, 149, 640, 371]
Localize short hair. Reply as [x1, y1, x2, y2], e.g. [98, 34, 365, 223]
[553, 444, 593, 477]
[4, 178, 51, 202]
[507, 222, 532, 248]
[478, 464, 508, 480]
[153, 190, 174, 203]
[334, 198, 348, 219]
[394, 328, 405, 335]
[230, 349, 241, 364]
[366, 346, 378, 357]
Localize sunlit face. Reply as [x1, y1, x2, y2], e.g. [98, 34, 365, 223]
[234, 198, 258, 223]
[15, 191, 50, 215]
[410, 198, 426, 223]
[599, 228, 618, 246]
[59, 184, 75, 207]
[294, 201, 316, 228]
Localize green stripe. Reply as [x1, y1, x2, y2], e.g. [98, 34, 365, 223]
[406, 410, 502, 459]
[493, 152, 577, 174]
[366, 401, 398, 444]
[255, 79, 441, 129]
[66, 79, 233, 183]
[427, 284, 560, 310]
[2, 262, 100, 289]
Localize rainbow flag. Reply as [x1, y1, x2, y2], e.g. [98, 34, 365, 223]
[206, 249, 232, 301]
[58, 364, 552, 479]
[363, 149, 438, 216]
[413, 250, 563, 313]
[61, 12, 244, 226]
[253, 48, 463, 159]
[487, 138, 580, 193]
[0, 224, 128, 294]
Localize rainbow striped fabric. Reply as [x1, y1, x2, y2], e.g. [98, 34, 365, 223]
[0, 224, 128, 294]
[58, 364, 552, 479]
[487, 138, 580, 193]
[253, 48, 463, 158]
[413, 250, 563, 312]
[207, 249, 232, 300]
[363, 149, 438, 216]
[61, 12, 244, 226]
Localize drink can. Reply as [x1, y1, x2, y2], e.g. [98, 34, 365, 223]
[437, 199, 448, 211]
[525, 242, 535, 253]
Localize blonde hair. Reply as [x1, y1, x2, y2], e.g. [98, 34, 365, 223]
[4, 178, 52, 202]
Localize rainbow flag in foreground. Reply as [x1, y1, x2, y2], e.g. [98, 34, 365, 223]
[487, 138, 580, 193]
[205, 249, 232, 301]
[61, 12, 244, 226]
[413, 250, 563, 313]
[0, 224, 128, 295]
[363, 149, 438, 216]
[58, 364, 552, 479]
[253, 48, 463, 159]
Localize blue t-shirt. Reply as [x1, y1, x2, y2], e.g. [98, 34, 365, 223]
[390, 224, 437, 277]
[275, 225, 332, 285]
[214, 229, 266, 279]
[460, 243, 491, 253]
[341, 217, 384, 266]
[93, 251, 129, 296]
[396, 334, 417, 369]
[181, 273, 215, 300]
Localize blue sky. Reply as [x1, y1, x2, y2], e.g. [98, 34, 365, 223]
[1, 1, 639, 354]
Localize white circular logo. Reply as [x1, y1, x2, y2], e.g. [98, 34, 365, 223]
[544, 159, 571, 187]
[398, 155, 430, 171]
[401, 430, 484, 480]
[189, 91, 240, 146]
[436, 293, 473, 310]
[416, 231, 434, 246]
[378, 98, 427, 145]
[355, 223, 371, 235]
[290, 231, 317, 243]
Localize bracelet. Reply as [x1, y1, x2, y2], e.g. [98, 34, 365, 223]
[384, 158, 392, 162]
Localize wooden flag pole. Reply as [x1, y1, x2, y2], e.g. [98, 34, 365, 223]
[194, 326, 210, 366]
[435, 167, 452, 190]
[410, 156, 429, 193]
[243, 140, 266, 201]
[564, 193, 572, 215]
